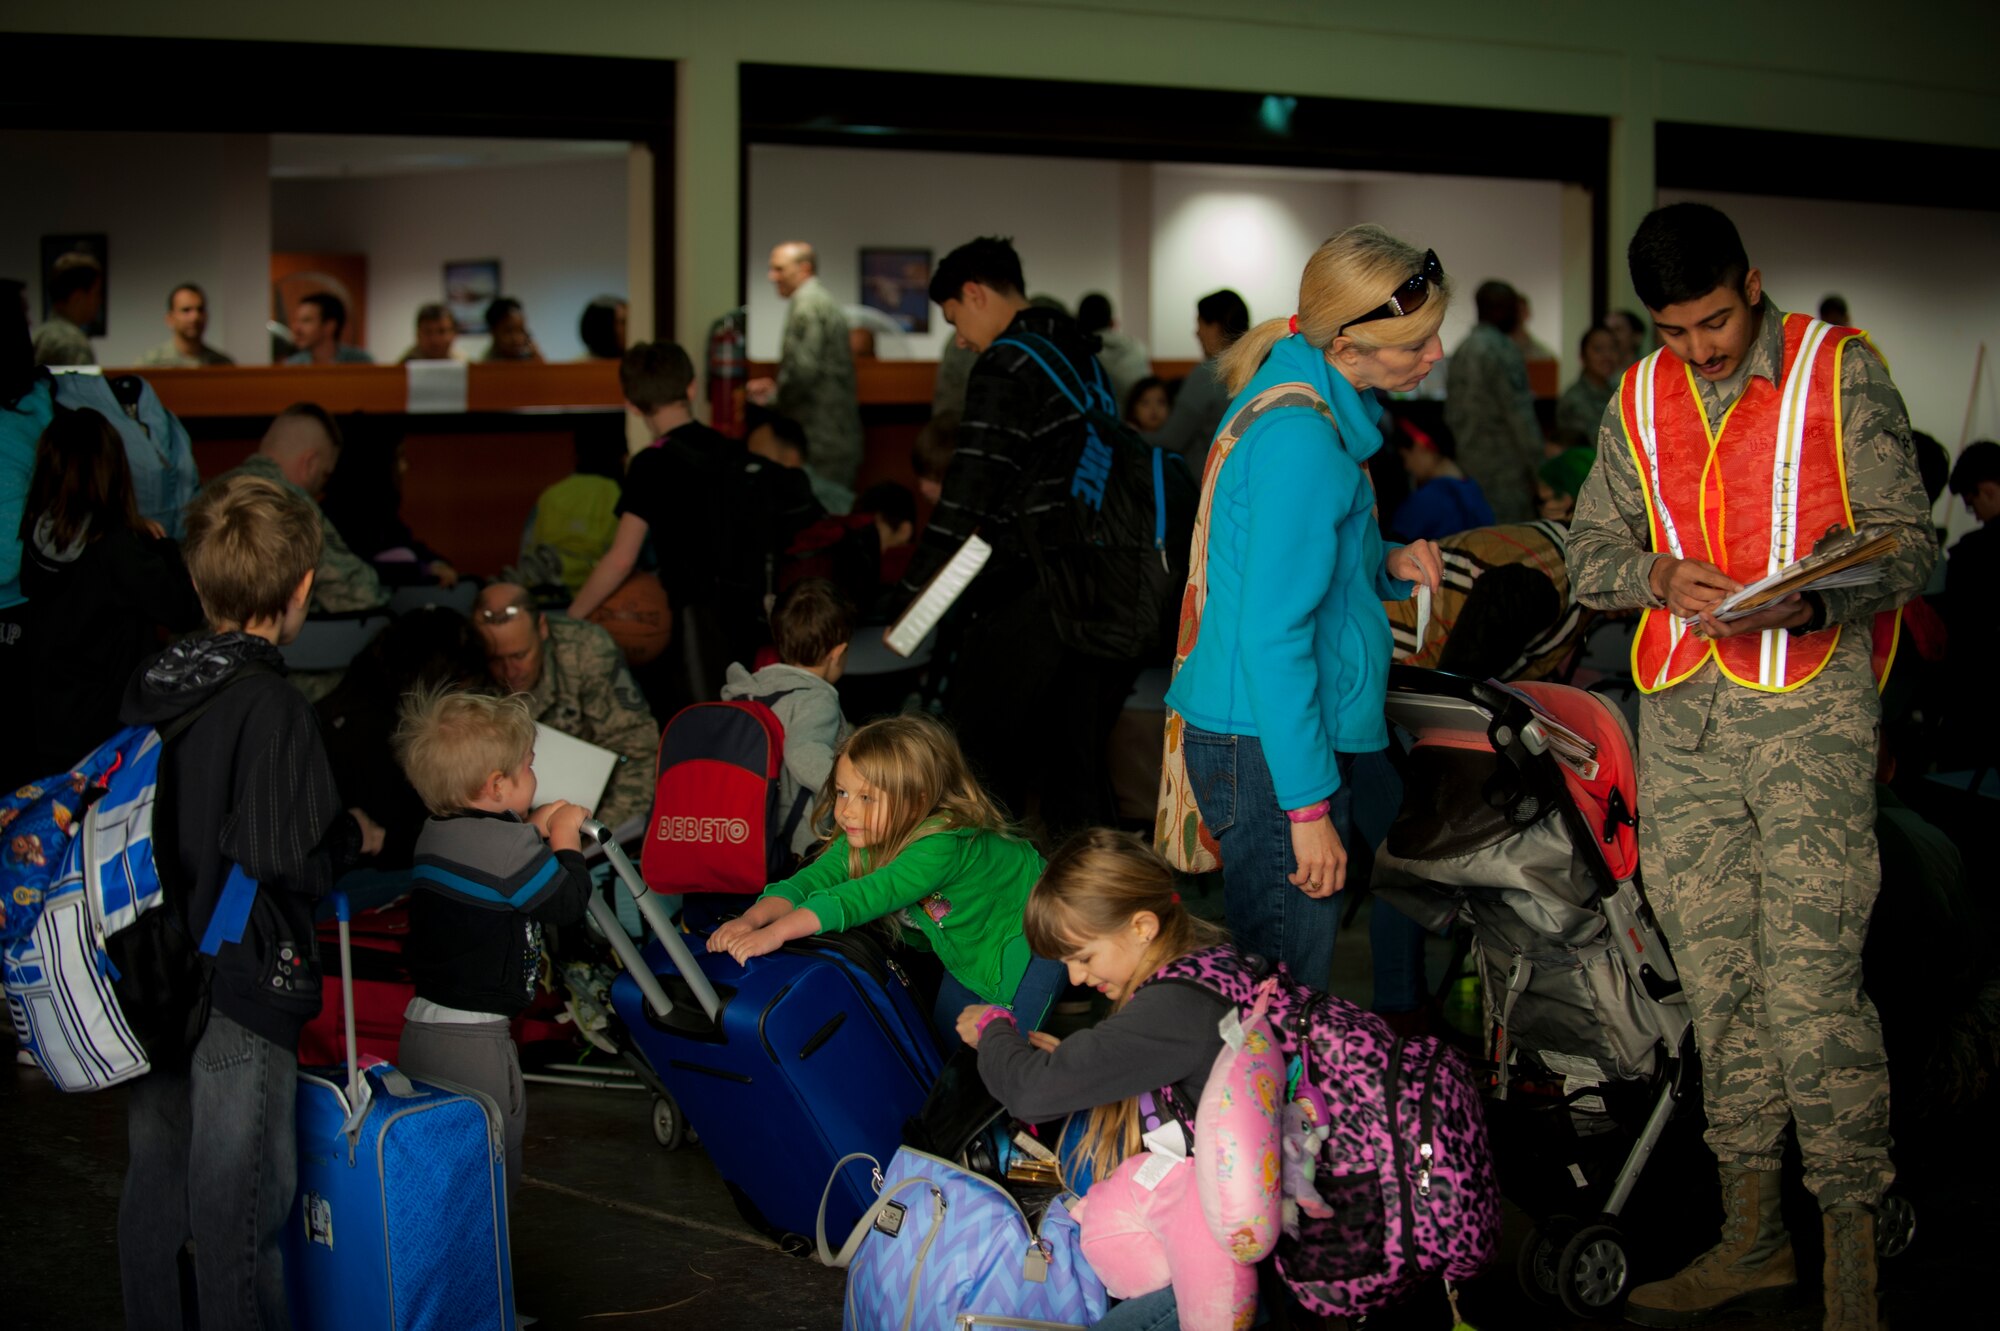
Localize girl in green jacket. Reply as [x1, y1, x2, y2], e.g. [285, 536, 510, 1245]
[708, 712, 1063, 1042]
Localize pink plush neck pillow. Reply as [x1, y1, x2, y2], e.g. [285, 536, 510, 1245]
[1195, 978, 1286, 1263]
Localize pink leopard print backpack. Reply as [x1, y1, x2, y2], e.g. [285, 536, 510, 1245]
[1146, 944, 1500, 1318]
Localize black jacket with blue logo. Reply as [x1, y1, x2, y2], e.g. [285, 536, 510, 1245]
[407, 809, 594, 1017]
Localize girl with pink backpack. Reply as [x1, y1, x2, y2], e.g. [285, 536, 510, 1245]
[957, 829, 1502, 1329]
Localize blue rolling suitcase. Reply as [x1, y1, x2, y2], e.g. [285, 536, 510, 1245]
[285, 892, 515, 1330]
[587, 822, 942, 1243]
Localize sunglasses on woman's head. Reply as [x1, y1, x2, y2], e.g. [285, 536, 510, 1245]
[1337, 250, 1444, 336]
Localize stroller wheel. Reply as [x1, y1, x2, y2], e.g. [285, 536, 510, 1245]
[651, 1093, 687, 1151]
[1877, 1193, 1916, 1258]
[1515, 1225, 1562, 1307]
[1558, 1223, 1632, 1317]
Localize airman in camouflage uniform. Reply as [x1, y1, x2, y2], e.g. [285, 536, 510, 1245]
[757, 246, 863, 489]
[1444, 286, 1544, 522]
[1570, 220, 1932, 1329]
[223, 444, 388, 614]
[475, 584, 659, 832]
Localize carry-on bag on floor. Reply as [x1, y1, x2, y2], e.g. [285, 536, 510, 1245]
[818, 1147, 1106, 1331]
[819, 1046, 1108, 1331]
[588, 820, 943, 1243]
[285, 892, 515, 1331]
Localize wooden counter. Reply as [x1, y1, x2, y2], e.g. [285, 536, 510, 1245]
[125, 356, 1228, 579]
[133, 356, 1216, 419]
[128, 360, 624, 418]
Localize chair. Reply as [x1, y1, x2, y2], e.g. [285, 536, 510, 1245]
[280, 612, 394, 672]
[388, 581, 479, 617]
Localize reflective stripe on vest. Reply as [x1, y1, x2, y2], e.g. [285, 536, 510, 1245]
[1626, 313, 1865, 694]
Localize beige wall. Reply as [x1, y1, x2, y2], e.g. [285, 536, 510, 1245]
[16, 2, 1996, 347]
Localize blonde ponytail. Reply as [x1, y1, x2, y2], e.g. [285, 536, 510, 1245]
[1220, 223, 1452, 396]
[1217, 317, 1297, 397]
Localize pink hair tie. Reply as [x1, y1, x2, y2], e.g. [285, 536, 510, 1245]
[1287, 314, 1299, 335]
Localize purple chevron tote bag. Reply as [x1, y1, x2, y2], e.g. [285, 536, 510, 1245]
[817, 1148, 1108, 1331]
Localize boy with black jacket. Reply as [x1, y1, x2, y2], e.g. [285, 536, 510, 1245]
[117, 472, 380, 1330]
[392, 686, 596, 1204]
[900, 236, 1142, 843]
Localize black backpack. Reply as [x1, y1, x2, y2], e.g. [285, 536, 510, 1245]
[995, 331, 1198, 661]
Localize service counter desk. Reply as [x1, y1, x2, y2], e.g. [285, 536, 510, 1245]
[139, 362, 628, 579]
[133, 357, 1210, 579]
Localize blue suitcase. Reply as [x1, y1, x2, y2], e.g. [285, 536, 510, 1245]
[588, 823, 942, 1242]
[285, 893, 515, 1330]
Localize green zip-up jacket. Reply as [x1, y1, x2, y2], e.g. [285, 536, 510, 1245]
[763, 824, 1045, 1006]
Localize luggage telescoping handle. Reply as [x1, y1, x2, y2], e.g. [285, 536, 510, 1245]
[581, 819, 724, 1024]
[330, 891, 372, 1141]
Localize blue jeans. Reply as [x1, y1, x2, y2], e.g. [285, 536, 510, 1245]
[119, 1009, 299, 1331]
[1183, 729, 1400, 993]
[1370, 897, 1434, 1013]
[932, 954, 1065, 1046]
[1094, 1287, 1181, 1331]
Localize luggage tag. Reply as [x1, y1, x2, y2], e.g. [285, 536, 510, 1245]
[1022, 1237, 1054, 1283]
[1133, 1118, 1190, 1191]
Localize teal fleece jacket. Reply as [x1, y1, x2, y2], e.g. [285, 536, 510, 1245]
[763, 824, 1045, 1006]
[1164, 334, 1412, 808]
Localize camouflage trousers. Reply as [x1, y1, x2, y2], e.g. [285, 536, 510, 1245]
[1637, 673, 1893, 1210]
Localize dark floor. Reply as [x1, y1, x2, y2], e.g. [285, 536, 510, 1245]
[4, 890, 1983, 1329]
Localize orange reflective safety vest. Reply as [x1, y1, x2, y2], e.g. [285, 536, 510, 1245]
[1622, 312, 1900, 694]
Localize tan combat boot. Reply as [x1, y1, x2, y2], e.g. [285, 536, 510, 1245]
[1624, 1166, 1797, 1326]
[1821, 1206, 1879, 1331]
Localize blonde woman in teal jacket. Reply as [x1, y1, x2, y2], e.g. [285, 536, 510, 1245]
[1166, 225, 1447, 991]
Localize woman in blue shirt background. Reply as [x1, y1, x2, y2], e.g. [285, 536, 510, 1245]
[1166, 225, 1447, 991]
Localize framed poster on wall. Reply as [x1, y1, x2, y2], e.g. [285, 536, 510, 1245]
[860, 247, 931, 334]
[445, 259, 502, 333]
[40, 233, 108, 336]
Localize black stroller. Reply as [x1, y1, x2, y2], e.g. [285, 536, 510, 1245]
[1371, 667, 1696, 1319]
[1373, 666, 1928, 1319]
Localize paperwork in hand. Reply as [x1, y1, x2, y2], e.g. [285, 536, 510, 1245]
[885, 534, 991, 657]
[1692, 526, 1897, 624]
[532, 724, 619, 816]
[1484, 679, 1601, 780]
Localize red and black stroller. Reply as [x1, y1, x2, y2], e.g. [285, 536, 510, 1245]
[1371, 666, 1694, 1319]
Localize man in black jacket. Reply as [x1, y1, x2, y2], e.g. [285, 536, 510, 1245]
[117, 473, 375, 1330]
[902, 236, 1139, 842]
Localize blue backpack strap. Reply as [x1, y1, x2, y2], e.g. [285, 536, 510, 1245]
[199, 864, 259, 956]
[994, 332, 1119, 417]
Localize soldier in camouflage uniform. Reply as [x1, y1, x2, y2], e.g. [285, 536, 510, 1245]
[474, 584, 659, 832]
[749, 243, 864, 489]
[218, 406, 388, 614]
[1443, 280, 1544, 522]
[1568, 205, 1932, 1331]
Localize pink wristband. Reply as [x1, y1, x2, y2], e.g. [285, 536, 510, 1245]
[973, 1006, 1017, 1039]
[1286, 800, 1331, 824]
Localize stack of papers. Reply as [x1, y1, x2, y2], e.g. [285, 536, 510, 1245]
[886, 535, 991, 657]
[1485, 679, 1601, 780]
[1693, 526, 1896, 624]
